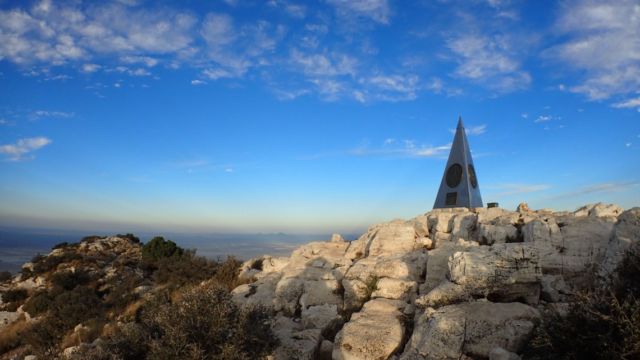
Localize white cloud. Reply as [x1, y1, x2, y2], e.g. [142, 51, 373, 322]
[190, 79, 206, 85]
[81, 63, 101, 73]
[0, 136, 52, 161]
[546, 0, 640, 101]
[200, 13, 283, 79]
[120, 55, 159, 67]
[466, 124, 487, 135]
[0, 2, 196, 65]
[534, 115, 553, 123]
[446, 34, 531, 92]
[290, 49, 358, 77]
[521, 113, 528, 119]
[326, 0, 391, 24]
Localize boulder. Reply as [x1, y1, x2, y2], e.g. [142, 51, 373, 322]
[401, 302, 540, 359]
[301, 304, 343, 338]
[448, 244, 542, 304]
[451, 213, 478, 241]
[478, 224, 518, 245]
[516, 202, 530, 213]
[333, 299, 406, 360]
[272, 316, 322, 360]
[600, 208, 640, 278]
[540, 275, 570, 303]
[422, 240, 476, 294]
[372, 278, 418, 302]
[490, 347, 521, 360]
[366, 220, 422, 257]
[231, 272, 280, 310]
[416, 281, 469, 309]
[573, 203, 623, 218]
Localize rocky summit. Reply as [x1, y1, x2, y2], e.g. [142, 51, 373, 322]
[0, 202, 638, 360]
[232, 202, 639, 360]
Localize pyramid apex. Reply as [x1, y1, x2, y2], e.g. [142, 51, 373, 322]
[457, 116, 464, 129]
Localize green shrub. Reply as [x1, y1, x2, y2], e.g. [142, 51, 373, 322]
[2, 288, 28, 303]
[116, 233, 141, 244]
[52, 242, 69, 250]
[0, 271, 12, 282]
[31, 252, 83, 275]
[142, 237, 183, 262]
[23, 290, 54, 316]
[50, 270, 91, 291]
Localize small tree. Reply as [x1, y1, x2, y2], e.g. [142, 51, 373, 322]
[142, 237, 183, 262]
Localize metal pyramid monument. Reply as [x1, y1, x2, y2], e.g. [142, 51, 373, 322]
[433, 117, 483, 209]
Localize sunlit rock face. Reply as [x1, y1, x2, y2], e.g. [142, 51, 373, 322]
[232, 203, 639, 360]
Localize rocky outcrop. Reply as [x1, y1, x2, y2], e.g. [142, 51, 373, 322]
[232, 203, 639, 360]
[402, 302, 540, 359]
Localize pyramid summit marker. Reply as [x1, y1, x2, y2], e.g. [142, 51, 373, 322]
[433, 117, 483, 209]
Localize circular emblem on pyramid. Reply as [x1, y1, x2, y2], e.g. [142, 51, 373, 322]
[468, 164, 478, 188]
[446, 163, 463, 188]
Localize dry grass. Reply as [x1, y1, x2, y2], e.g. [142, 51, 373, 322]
[0, 315, 29, 354]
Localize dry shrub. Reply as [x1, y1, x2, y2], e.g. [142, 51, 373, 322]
[0, 315, 28, 354]
[78, 283, 277, 360]
[524, 244, 640, 360]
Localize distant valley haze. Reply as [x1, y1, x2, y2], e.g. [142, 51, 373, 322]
[0, 0, 638, 268]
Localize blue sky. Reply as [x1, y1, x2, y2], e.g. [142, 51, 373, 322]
[0, 0, 638, 235]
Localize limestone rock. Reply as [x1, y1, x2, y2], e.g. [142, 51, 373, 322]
[574, 203, 623, 218]
[478, 224, 518, 245]
[331, 233, 346, 243]
[333, 299, 406, 360]
[372, 278, 417, 302]
[422, 240, 476, 294]
[451, 213, 478, 241]
[301, 304, 343, 338]
[272, 316, 322, 360]
[416, 281, 469, 309]
[490, 347, 521, 360]
[448, 244, 542, 304]
[516, 202, 530, 213]
[600, 208, 640, 278]
[540, 275, 570, 302]
[402, 302, 540, 359]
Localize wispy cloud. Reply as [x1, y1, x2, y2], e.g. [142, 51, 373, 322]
[326, 0, 391, 24]
[545, 0, 640, 102]
[485, 183, 552, 197]
[351, 139, 451, 158]
[612, 97, 640, 110]
[446, 33, 531, 93]
[190, 79, 206, 86]
[551, 181, 640, 199]
[31, 110, 75, 119]
[449, 124, 487, 136]
[0, 137, 52, 161]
